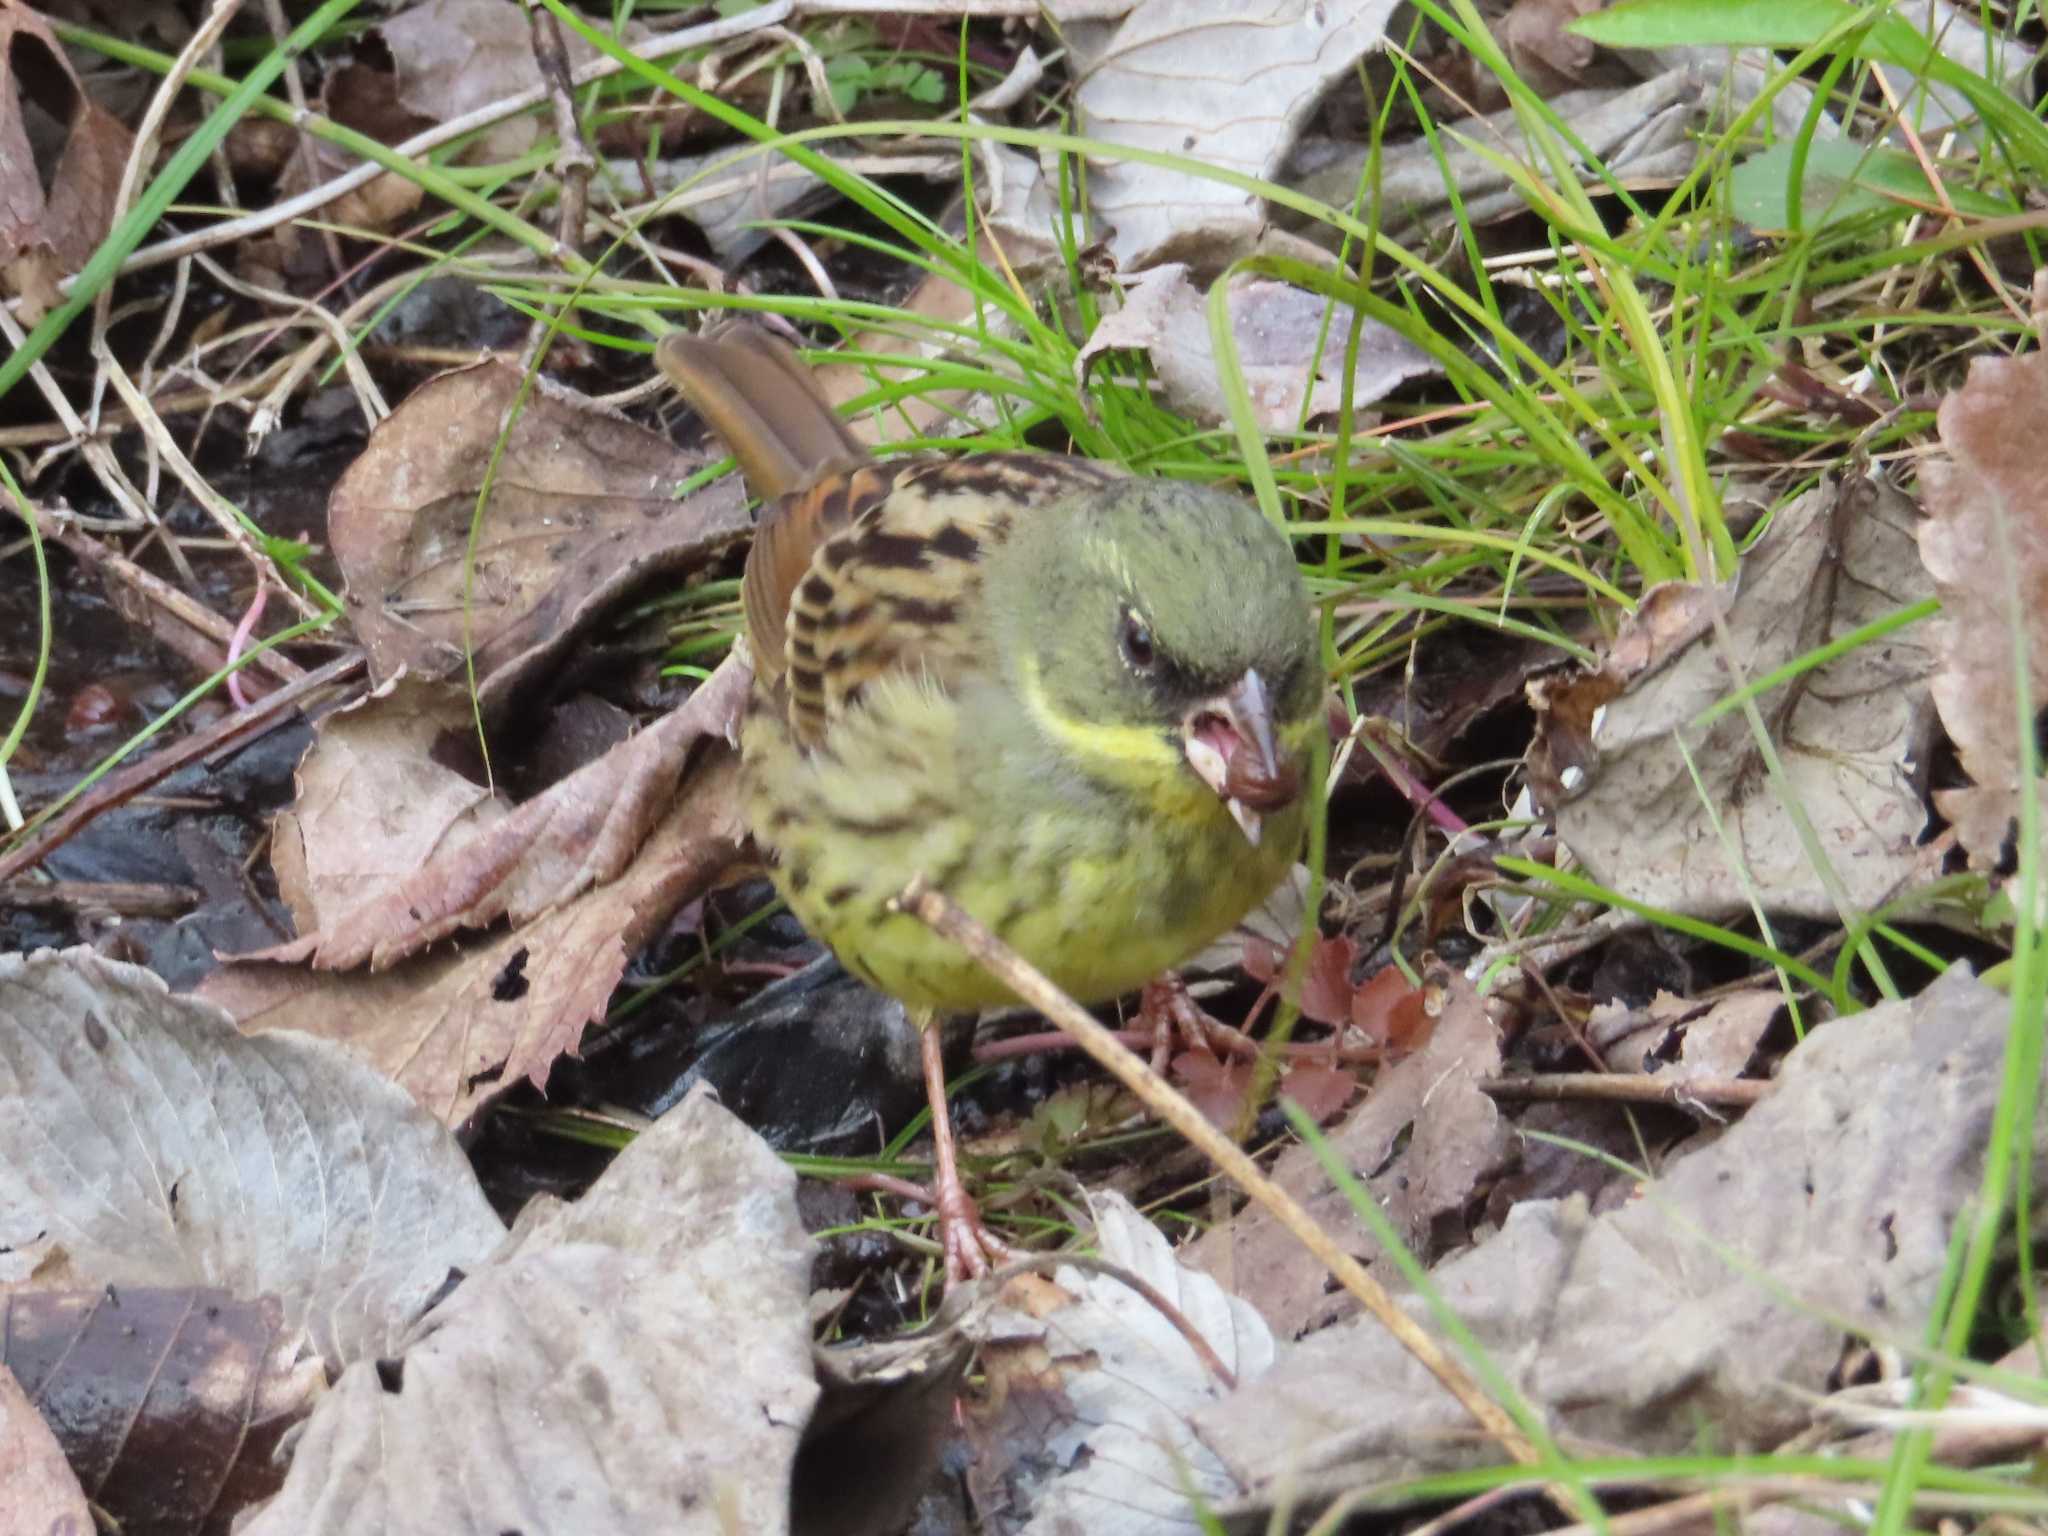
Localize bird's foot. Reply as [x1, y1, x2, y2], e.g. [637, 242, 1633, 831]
[1135, 975, 1260, 1074]
[931, 1167, 1017, 1283]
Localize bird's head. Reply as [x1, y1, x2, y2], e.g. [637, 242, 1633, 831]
[990, 479, 1320, 845]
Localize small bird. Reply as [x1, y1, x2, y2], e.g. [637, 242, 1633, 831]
[658, 320, 1320, 1278]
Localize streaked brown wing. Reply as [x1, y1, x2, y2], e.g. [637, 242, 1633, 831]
[778, 453, 1126, 751]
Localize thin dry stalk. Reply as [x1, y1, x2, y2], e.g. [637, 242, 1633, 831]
[894, 876, 1543, 1473]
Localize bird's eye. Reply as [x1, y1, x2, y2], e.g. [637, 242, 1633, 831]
[1118, 608, 1157, 672]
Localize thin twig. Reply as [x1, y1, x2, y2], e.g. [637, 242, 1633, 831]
[62, 5, 802, 287]
[893, 875, 1542, 1472]
[1477, 1073, 1770, 1111]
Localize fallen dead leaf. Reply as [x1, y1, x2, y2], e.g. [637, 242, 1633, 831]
[1529, 475, 1936, 919]
[0, 948, 506, 1370]
[377, 0, 601, 163]
[240, 1087, 816, 1536]
[0, 0, 134, 320]
[254, 653, 748, 973]
[268, 677, 507, 935]
[209, 741, 744, 1128]
[1185, 966, 1509, 1337]
[1196, 966, 2041, 1513]
[329, 357, 749, 713]
[968, 1191, 1274, 1533]
[4, 1287, 322, 1532]
[1077, 264, 1437, 430]
[1918, 340, 2048, 869]
[0, 1358, 90, 1536]
[1590, 987, 1783, 1080]
[989, 0, 1401, 271]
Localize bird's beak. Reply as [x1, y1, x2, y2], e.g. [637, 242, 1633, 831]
[1182, 668, 1302, 847]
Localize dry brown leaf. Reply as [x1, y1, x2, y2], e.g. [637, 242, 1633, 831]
[1184, 966, 1509, 1337]
[1064, 0, 1402, 269]
[1590, 987, 1783, 1080]
[251, 655, 748, 973]
[377, 0, 599, 163]
[1497, 0, 1604, 97]
[1529, 476, 1935, 918]
[269, 678, 508, 935]
[1918, 342, 2048, 868]
[209, 743, 743, 1126]
[0, 0, 134, 319]
[968, 1192, 1273, 1531]
[329, 358, 749, 706]
[4, 1288, 322, 1532]
[1077, 264, 1437, 430]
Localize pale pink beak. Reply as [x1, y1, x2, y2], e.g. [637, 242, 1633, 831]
[1182, 668, 1300, 846]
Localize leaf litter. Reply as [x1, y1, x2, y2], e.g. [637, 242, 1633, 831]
[4, 0, 2048, 1531]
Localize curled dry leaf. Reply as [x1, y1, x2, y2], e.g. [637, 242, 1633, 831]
[207, 742, 745, 1127]
[267, 677, 506, 935]
[254, 652, 749, 972]
[0, 1358, 90, 1536]
[328, 357, 749, 714]
[1077, 264, 1438, 430]
[1528, 476, 1936, 919]
[985, 0, 1401, 271]
[1589, 987, 1783, 1080]
[378, 0, 601, 163]
[1919, 344, 2048, 869]
[0, 948, 506, 1371]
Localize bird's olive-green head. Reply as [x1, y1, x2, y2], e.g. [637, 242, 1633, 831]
[986, 479, 1319, 844]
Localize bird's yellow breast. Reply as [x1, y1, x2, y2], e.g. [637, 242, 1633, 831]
[741, 674, 1301, 1015]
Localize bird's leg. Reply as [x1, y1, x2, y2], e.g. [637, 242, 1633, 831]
[916, 1009, 1015, 1283]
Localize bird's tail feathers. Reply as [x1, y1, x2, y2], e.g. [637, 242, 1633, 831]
[655, 321, 866, 500]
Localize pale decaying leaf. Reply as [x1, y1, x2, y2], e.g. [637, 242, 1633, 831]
[1185, 966, 1509, 1338]
[1197, 967, 2044, 1508]
[268, 677, 508, 935]
[241, 1087, 816, 1536]
[327, 358, 749, 706]
[1528, 476, 1936, 919]
[986, 0, 1400, 271]
[969, 1192, 1274, 1533]
[378, 0, 600, 163]
[207, 742, 745, 1128]
[1077, 264, 1438, 430]
[254, 654, 749, 972]
[1918, 342, 2048, 869]
[1285, 67, 1704, 246]
[1589, 987, 1782, 1080]
[0, 949, 506, 1371]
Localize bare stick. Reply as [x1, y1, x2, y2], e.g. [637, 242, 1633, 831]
[1478, 1073, 1769, 1111]
[893, 875, 1541, 1471]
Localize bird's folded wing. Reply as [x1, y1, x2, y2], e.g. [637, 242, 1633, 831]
[782, 454, 1125, 750]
